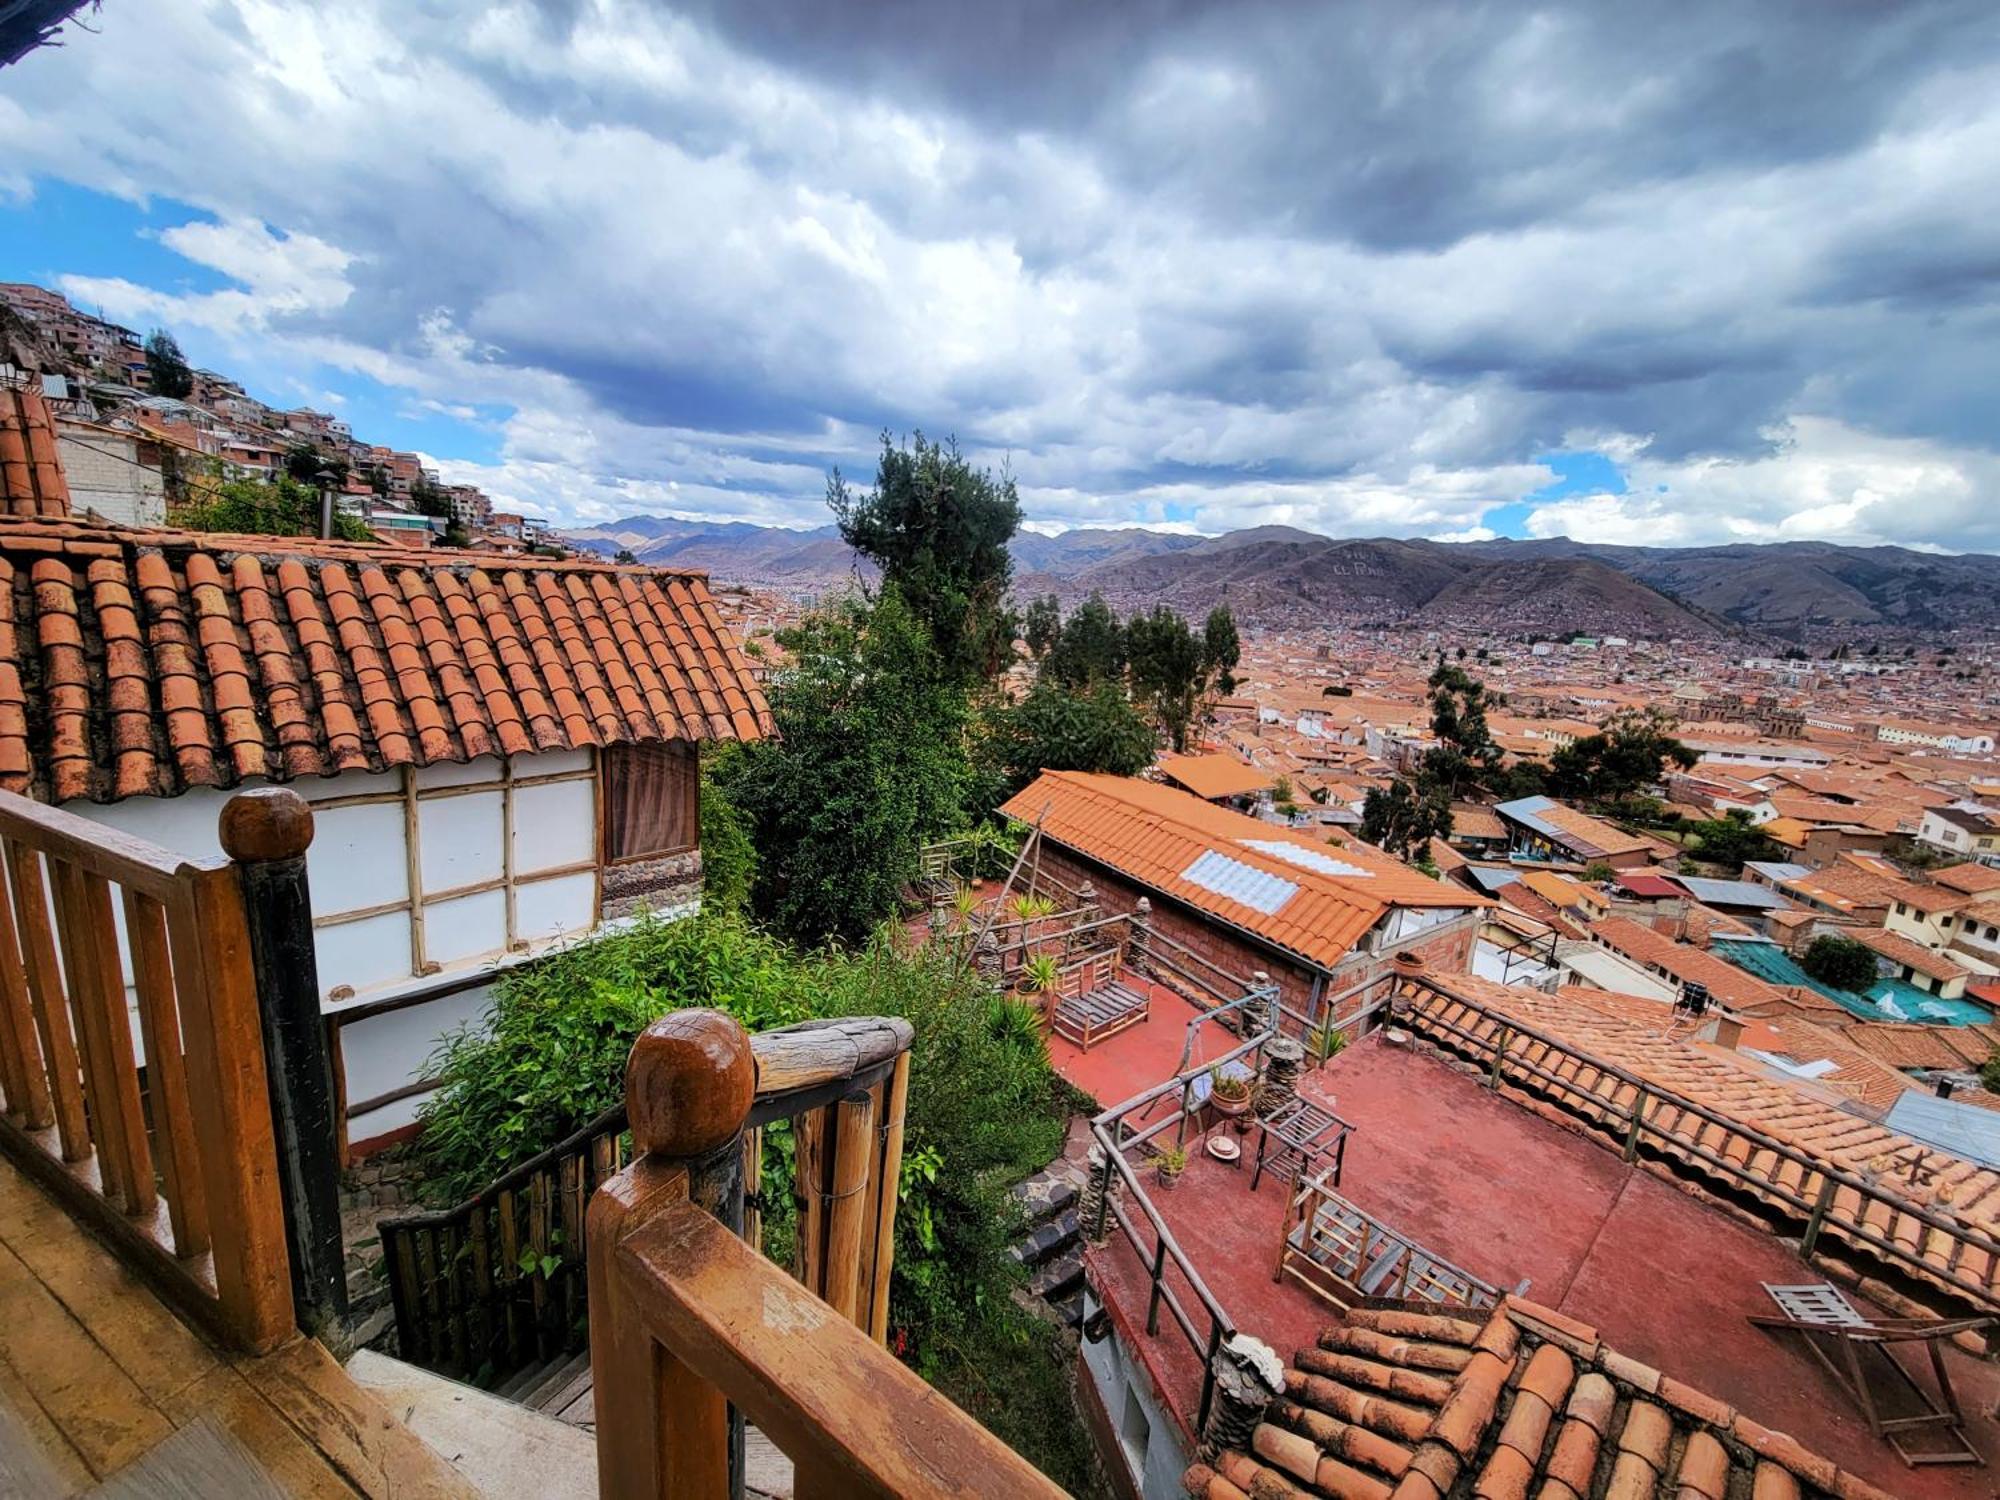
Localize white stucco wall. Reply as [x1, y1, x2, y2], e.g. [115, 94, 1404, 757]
[1078, 1289, 1193, 1500]
[55, 427, 167, 526]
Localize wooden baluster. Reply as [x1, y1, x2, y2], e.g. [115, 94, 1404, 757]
[853, 1081, 886, 1331]
[390, 1228, 426, 1366]
[865, 1052, 910, 1344]
[0, 848, 49, 1128]
[122, 888, 208, 1255]
[742, 1125, 763, 1254]
[467, 1203, 494, 1374]
[497, 1185, 525, 1369]
[821, 1088, 876, 1324]
[8, 842, 88, 1159]
[560, 1153, 586, 1347]
[529, 1169, 553, 1359]
[53, 861, 155, 1214]
[589, 1009, 754, 1500]
[795, 1104, 827, 1290]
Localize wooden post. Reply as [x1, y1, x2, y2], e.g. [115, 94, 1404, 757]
[591, 1009, 756, 1500]
[865, 1052, 910, 1344]
[820, 1089, 876, 1323]
[220, 788, 348, 1336]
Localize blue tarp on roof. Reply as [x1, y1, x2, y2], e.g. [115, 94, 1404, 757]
[1712, 938, 1993, 1027]
[1886, 1092, 2000, 1168]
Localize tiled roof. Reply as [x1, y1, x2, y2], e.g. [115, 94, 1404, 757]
[1848, 926, 1971, 985]
[1403, 973, 2000, 1313]
[1446, 802, 1506, 842]
[1838, 1021, 1998, 1073]
[999, 771, 1479, 971]
[1587, 917, 1790, 1011]
[1937, 863, 2000, 896]
[1186, 1299, 1902, 1500]
[0, 517, 773, 803]
[0, 385, 70, 518]
[1156, 751, 1274, 801]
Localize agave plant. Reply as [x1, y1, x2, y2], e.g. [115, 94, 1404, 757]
[1010, 893, 1057, 921]
[1305, 1021, 1349, 1064]
[986, 996, 1046, 1053]
[1017, 951, 1062, 995]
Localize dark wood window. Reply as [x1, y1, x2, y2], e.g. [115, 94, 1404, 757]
[602, 742, 699, 862]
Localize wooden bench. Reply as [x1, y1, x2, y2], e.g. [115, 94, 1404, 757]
[1050, 952, 1150, 1051]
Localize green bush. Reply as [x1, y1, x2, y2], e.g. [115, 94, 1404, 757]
[414, 913, 808, 1202]
[697, 749, 757, 914]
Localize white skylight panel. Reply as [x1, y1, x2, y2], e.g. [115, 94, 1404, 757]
[1240, 839, 1375, 879]
[1181, 851, 1298, 914]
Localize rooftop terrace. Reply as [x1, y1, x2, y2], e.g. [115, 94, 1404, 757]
[1069, 1018, 2000, 1498]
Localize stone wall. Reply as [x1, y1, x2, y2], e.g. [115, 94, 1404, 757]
[602, 848, 703, 920]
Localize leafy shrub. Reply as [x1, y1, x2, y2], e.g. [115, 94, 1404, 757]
[414, 913, 808, 1201]
[697, 750, 757, 914]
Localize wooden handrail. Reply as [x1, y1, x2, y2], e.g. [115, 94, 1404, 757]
[0, 788, 293, 1352]
[589, 1009, 1061, 1499]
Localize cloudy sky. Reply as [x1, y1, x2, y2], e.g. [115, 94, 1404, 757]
[2, 1, 1997, 547]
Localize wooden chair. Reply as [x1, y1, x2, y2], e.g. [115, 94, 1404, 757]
[1749, 1282, 1992, 1467]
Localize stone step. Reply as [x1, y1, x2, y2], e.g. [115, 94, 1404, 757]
[1027, 1242, 1086, 1304]
[1009, 1208, 1081, 1269]
[1009, 1163, 1085, 1229]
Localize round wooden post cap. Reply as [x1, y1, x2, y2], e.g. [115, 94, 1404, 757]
[219, 787, 316, 862]
[627, 1009, 757, 1158]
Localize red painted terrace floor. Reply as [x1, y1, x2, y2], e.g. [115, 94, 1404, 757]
[1076, 1019, 2000, 1499]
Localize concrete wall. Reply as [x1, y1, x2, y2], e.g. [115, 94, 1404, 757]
[55, 426, 166, 525]
[1077, 1289, 1191, 1500]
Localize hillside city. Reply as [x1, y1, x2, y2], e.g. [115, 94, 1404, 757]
[5, 7, 2000, 1500]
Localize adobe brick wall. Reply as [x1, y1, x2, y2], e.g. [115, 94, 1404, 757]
[1030, 839, 1479, 1030]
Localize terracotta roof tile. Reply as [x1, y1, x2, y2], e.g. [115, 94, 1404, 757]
[1194, 1301, 1917, 1500]
[0, 516, 770, 801]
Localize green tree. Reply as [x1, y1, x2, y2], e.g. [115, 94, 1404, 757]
[1427, 663, 1502, 786]
[1204, 606, 1241, 695]
[409, 479, 452, 520]
[1042, 593, 1125, 688]
[1801, 935, 1879, 993]
[1125, 604, 1211, 752]
[978, 678, 1155, 797]
[1360, 776, 1453, 861]
[614, 547, 640, 565]
[697, 750, 757, 915]
[1687, 809, 1779, 872]
[717, 589, 969, 945]
[828, 432, 1022, 681]
[1548, 707, 1696, 804]
[143, 328, 193, 397]
[282, 443, 347, 490]
[1021, 594, 1061, 660]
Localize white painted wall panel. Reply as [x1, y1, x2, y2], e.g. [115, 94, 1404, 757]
[424, 888, 508, 967]
[317, 910, 414, 995]
[513, 780, 595, 872]
[515, 871, 595, 944]
[525, 748, 591, 778]
[311, 801, 408, 914]
[418, 789, 504, 893]
[414, 756, 503, 791]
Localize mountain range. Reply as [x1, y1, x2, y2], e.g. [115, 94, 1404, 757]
[558, 517, 2000, 640]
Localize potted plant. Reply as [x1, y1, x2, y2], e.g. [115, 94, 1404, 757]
[1208, 1067, 1253, 1119]
[1154, 1142, 1188, 1189]
[1017, 952, 1061, 1017]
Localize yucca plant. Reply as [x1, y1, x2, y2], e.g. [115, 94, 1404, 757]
[1017, 951, 1062, 996]
[1305, 1021, 1349, 1065]
[986, 996, 1046, 1054]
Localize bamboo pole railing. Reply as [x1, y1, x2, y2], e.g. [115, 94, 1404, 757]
[589, 1009, 1062, 1500]
[0, 789, 293, 1352]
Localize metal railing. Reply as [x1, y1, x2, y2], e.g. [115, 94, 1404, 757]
[1085, 969, 1400, 1431]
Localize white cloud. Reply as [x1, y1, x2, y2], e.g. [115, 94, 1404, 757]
[1, 1, 1993, 548]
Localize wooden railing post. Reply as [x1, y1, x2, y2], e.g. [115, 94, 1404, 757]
[221, 788, 348, 1337]
[591, 1010, 756, 1500]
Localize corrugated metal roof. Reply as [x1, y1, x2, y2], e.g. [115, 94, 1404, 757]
[1885, 1091, 2000, 1169]
[1670, 877, 1790, 909]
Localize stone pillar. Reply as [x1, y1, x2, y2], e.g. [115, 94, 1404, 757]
[1128, 897, 1153, 976]
[1259, 1035, 1305, 1118]
[1249, 970, 1275, 1035]
[1079, 1144, 1120, 1243]
[1077, 880, 1100, 924]
[1198, 1334, 1285, 1461]
[973, 929, 1001, 986]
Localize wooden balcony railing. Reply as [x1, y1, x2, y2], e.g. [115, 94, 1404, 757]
[0, 789, 294, 1351]
[588, 1009, 1065, 1499]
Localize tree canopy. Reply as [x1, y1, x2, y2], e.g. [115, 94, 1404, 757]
[1042, 592, 1125, 688]
[1548, 707, 1695, 803]
[715, 588, 969, 945]
[1687, 809, 1779, 872]
[143, 329, 193, 398]
[1801, 934, 1879, 993]
[828, 432, 1021, 681]
[978, 677, 1155, 798]
[1360, 776, 1453, 861]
